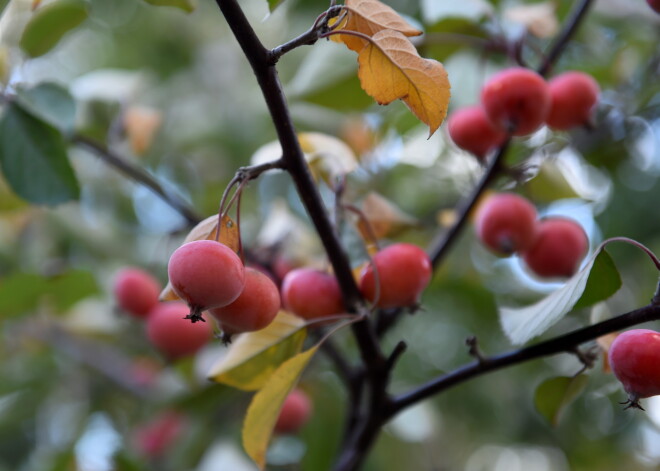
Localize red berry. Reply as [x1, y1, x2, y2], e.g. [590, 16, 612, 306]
[522, 217, 588, 278]
[146, 302, 213, 359]
[648, 0, 660, 14]
[359, 243, 432, 309]
[480, 67, 551, 136]
[209, 267, 280, 336]
[113, 267, 161, 317]
[475, 193, 538, 255]
[546, 71, 600, 130]
[281, 268, 345, 322]
[134, 410, 186, 458]
[609, 329, 660, 409]
[274, 389, 312, 434]
[167, 240, 245, 320]
[447, 105, 507, 159]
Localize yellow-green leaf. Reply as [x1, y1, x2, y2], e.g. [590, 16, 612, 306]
[331, 0, 422, 53]
[208, 311, 306, 391]
[159, 214, 239, 301]
[357, 29, 450, 136]
[19, 0, 88, 58]
[243, 345, 319, 469]
[142, 0, 195, 13]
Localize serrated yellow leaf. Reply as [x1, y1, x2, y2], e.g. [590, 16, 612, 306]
[243, 345, 319, 469]
[207, 311, 306, 391]
[358, 191, 418, 240]
[159, 214, 239, 301]
[357, 29, 450, 136]
[331, 0, 422, 53]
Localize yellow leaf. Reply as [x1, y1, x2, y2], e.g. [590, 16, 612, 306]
[243, 345, 319, 469]
[358, 191, 418, 240]
[332, 0, 422, 53]
[299, 132, 358, 185]
[357, 29, 450, 136]
[159, 214, 239, 301]
[123, 106, 163, 156]
[207, 311, 306, 391]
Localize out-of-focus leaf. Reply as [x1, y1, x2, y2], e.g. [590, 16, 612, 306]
[500, 246, 621, 345]
[331, 0, 422, 53]
[48, 449, 76, 471]
[504, 2, 559, 39]
[357, 30, 450, 136]
[142, 0, 195, 13]
[525, 159, 580, 203]
[421, 0, 493, 23]
[19, 0, 88, 58]
[123, 106, 162, 156]
[0, 273, 49, 317]
[113, 451, 147, 471]
[597, 332, 618, 373]
[0, 102, 79, 205]
[160, 214, 239, 301]
[243, 345, 319, 469]
[208, 311, 306, 391]
[534, 375, 588, 426]
[358, 191, 418, 240]
[16, 82, 76, 133]
[268, 0, 285, 12]
[46, 270, 100, 312]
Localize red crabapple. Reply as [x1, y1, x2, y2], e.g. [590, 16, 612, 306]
[546, 71, 600, 130]
[480, 67, 551, 136]
[209, 267, 280, 338]
[281, 268, 345, 322]
[474, 193, 538, 255]
[167, 240, 245, 322]
[146, 302, 213, 359]
[274, 389, 312, 434]
[608, 329, 660, 409]
[359, 243, 432, 309]
[522, 217, 588, 278]
[648, 0, 660, 14]
[447, 105, 507, 159]
[134, 410, 186, 458]
[113, 267, 161, 318]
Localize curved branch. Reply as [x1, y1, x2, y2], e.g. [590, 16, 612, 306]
[72, 135, 202, 227]
[388, 299, 660, 416]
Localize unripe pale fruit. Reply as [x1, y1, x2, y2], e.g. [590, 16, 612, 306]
[481, 67, 551, 136]
[475, 193, 538, 255]
[113, 267, 161, 318]
[648, 0, 660, 14]
[146, 302, 213, 359]
[167, 240, 245, 321]
[281, 268, 345, 322]
[546, 71, 600, 130]
[522, 217, 588, 278]
[608, 329, 660, 409]
[274, 389, 312, 434]
[209, 267, 280, 336]
[359, 243, 432, 309]
[447, 105, 507, 159]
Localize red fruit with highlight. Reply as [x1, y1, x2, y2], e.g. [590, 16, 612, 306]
[146, 302, 213, 359]
[359, 243, 432, 309]
[608, 329, 660, 409]
[275, 389, 312, 434]
[481, 67, 551, 136]
[167, 240, 245, 319]
[522, 217, 588, 278]
[113, 267, 161, 318]
[475, 193, 538, 255]
[209, 267, 280, 336]
[447, 105, 507, 159]
[281, 268, 345, 322]
[546, 71, 600, 130]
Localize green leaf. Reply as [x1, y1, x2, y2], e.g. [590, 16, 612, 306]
[534, 375, 588, 426]
[19, 0, 88, 58]
[268, 0, 286, 12]
[0, 273, 50, 318]
[243, 345, 319, 469]
[208, 311, 306, 391]
[500, 245, 621, 345]
[142, 0, 196, 13]
[0, 102, 80, 205]
[16, 82, 76, 133]
[46, 270, 100, 312]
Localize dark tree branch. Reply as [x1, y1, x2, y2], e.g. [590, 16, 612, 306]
[73, 135, 202, 228]
[388, 300, 660, 416]
[213, 0, 385, 368]
[537, 0, 594, 76]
